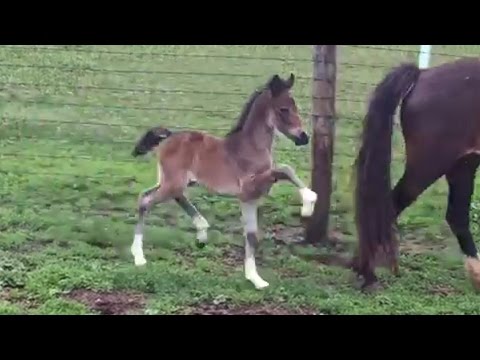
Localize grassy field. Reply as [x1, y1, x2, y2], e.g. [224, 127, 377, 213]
[1, 45, 480, 315]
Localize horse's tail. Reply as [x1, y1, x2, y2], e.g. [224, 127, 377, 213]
[132, 126, 173, 157]
[354, 63, 421, 277]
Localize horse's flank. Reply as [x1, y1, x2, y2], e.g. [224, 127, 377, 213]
[354, 57, 480, 291]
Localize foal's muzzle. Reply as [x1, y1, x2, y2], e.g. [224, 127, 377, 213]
[294, 131, 309, 146]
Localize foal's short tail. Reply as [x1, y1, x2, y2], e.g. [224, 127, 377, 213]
[132, 126, 173, 157]
[354, 63, 421, 277]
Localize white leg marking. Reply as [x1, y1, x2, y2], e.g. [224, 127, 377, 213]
[245, 255, 269, 290]
[241, 202, 269, 290]
[156, 163, 163, 185]
[193, 214, 209, 243]
[299, 187, 317, 217]
[131, 233, 147, 266]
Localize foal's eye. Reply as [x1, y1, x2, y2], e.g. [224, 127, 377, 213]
[280, 107, 289, 115]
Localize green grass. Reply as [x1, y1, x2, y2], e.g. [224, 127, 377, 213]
[1, 45, 480, 315]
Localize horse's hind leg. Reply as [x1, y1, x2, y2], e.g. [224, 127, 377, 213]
[445, 154, 480, 290]
[174, 195, 209, 248]
[131, 185, 159, 266]
[354, 155, 447, 288]
[391, 153, 452, 265]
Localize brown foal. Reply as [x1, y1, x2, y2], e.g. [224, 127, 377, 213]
[131, 74, 317, 289]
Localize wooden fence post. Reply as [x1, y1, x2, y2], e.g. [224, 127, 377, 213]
[305, 45, 337, 244]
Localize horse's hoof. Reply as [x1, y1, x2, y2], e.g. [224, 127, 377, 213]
[361, 281, 383, 294]
[196, 241, 206, 249]
[351, 273, 363, 288]
[465, 257, 480, 292]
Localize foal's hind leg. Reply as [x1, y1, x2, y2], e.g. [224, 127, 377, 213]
[445, 154, 480, 290]
[131, 184, 177, 266]
[175, 195, 210, 248]
[131, 185, 160, 266]
[272, 164, 317, 217]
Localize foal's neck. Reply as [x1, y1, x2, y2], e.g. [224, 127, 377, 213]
[240, 98, 275, 152]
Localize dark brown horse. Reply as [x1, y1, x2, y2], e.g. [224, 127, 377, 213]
[354, 57, 480, 291]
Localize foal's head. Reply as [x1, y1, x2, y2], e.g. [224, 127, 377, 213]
[266, 73, 309, 146]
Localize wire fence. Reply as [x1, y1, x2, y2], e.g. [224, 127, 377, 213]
[1, 45, 479, 225]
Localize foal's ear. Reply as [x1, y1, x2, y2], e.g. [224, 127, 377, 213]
[268, 74, 285, 97]
[286, 73, 295, 88]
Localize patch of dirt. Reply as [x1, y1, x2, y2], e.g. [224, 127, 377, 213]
[66, 289, 146, 315]
[272, 225, 349, 251]
[187, 302, 321, 315]
[278, 267, 306, 278]
[216, 226, 356, 275]
[399, 241, 445, 255]
[398, 233, 447, 256]
[428, 285, 459, 297]
[271, 225, 353, 269]
[174, 248, 197, 267]
[272, 225, 447, 269]
[0, 288, 37, 310]
[17, 238, 53, 253]
[217, 243, 307, 279]
[270, 224, 305, 245]
[220, 244, 265, 268]
[300, 253, 353, 268]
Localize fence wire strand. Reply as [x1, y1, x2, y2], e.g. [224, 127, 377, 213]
[1, 45, 475, 218]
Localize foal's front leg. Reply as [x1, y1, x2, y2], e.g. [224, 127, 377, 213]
[272, 164, 317, 217]
[240, 201, 269, 290]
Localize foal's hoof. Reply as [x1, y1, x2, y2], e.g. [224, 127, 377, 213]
[255, 282, 269, 290]
[300, 188, 317, 217]
[134, 257, 147, 266]
[252, 279, 270, 290]
[196, 241, 206, 249]
[246, 275, 270, 290]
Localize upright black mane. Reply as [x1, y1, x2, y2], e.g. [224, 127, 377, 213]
[226, 89, 262, 136]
